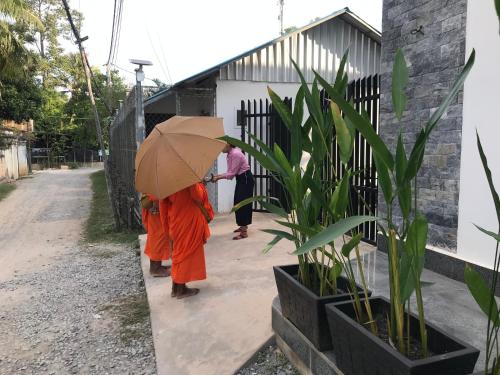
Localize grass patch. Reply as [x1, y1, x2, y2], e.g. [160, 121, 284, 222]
[85, 170, 141, 244]
[100, 293, 150, 343]
[0, 183, 16, 202]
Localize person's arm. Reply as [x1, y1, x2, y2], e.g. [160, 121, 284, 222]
[213, 152, 241, 182]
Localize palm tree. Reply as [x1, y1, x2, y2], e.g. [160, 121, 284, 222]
[0, 0, 43, 79]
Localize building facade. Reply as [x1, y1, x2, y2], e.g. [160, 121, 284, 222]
[144, 8, 381, 213]
[380, 0, 500, 274]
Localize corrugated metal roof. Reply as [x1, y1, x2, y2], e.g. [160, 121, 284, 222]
[145, 7, 380, 105]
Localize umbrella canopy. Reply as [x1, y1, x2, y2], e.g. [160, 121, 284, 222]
[135, 116, 226, 199]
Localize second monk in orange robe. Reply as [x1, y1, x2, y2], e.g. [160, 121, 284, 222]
[168, 183, 213, 299]
[141, 195, 171, 277]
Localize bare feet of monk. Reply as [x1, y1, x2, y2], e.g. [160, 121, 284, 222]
[173, 283, 200, 299]
[150, 261, 171, 277]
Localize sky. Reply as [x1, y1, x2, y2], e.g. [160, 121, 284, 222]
[69, 0, 382, 86]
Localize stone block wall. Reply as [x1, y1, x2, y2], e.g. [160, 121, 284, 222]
[379, 0, 467, 250]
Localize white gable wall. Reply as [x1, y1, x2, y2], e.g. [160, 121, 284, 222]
[456, 0, 500, 269]
[214, 14, 380, 213]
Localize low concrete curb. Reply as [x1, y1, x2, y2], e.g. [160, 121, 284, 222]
[272, 297, 344, 375]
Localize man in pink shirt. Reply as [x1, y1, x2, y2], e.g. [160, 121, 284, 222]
[212, 143, 254, 240]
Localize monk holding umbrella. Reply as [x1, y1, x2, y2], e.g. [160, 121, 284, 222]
[135, 116, 224, 299]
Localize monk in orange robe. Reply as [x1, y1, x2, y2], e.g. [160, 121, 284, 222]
[167, 182, 213, 299]
[141, 195, 171, 277]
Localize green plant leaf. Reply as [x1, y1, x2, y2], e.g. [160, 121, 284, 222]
[303, 172, 330, 215]
[407, 214, 428, 268]
[400, 214, 428, 302]
[267, 87, 292, 129]
[465, 264, 500, 326]
[314, 71, 394, 170]
[473, 224, 500, 242]
[231, 195, 278, 212]
[395, 134, 407, 185]
[276, 220, 318, 237]
[374, 153, 393, 204]
[341, 233, 363, 258]
[392, 49, 409, 121]
[291, 60, 329, 155]
[263, 235, 283, 253]
[260, 201, 288, 218]
[399, 250, 416, 302]
[330, 262, 343, 281]
[293, 216, 377, 255]
[427, 50, 475, 132]
[291, 86, 305, 166]
[395, 135, 411, 218]
[330, 172, 350, 220]
[331, 101, 354, 164]
[273, 143, 294, 178]
[261, 229, 296, 241]
[334, 49, 349, 93]
[404, 129, 426, 182]
[477, 132, 500, 227]
[496, 0, 500, 19]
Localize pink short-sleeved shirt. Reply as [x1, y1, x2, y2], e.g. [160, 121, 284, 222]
[221, 147, 250, 180]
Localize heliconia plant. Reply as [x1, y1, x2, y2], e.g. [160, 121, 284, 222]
[223, 51, 377, 328]
[297, 47, 475, 358]
[464, 133, 500, 375]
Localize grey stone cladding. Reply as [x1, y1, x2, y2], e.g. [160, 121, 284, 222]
[379, 0, 467, 250]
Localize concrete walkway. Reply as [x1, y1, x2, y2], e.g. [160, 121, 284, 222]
[140, 213, 298, 375]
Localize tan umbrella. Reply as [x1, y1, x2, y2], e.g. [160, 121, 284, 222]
[135, 116, 226, 199]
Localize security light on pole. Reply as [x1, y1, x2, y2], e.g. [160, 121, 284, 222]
[130, 59, 153, 149]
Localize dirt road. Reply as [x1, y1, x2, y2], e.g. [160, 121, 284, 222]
[0, 169, 155, 374]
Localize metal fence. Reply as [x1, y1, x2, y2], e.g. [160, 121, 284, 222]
[108, 88, 140, 227]
[238, 75, 380, 244]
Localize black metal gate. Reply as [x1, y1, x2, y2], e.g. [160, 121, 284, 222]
[238, 75, 379, 244]
[237, 98, 292, 212]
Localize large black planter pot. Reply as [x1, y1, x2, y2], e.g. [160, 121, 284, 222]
[325, 297, 480, 375]
[273, 264, 369, 351]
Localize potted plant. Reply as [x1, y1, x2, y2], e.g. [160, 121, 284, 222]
[223, 53, 376, 351]
[464, 133, 500, 375]
[293, 48, 480, 374]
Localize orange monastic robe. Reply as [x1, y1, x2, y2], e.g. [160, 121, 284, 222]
[142, 195, 171, 261]
[167, 183, 212, 283]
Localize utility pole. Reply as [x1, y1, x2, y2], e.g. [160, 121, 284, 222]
[61, 0, 121, 230]
[278, 0, 284, 35]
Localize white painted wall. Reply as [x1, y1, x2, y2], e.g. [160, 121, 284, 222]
[0, 141, 24, 181]
[456, 0, 500, 269]
[215, 79, 303, 213]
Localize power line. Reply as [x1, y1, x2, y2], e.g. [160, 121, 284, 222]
[111, 0, 124, 67]
[106, 0, 118, 67]
[145, 26, 169, 84]
[157, 32, 173, 84]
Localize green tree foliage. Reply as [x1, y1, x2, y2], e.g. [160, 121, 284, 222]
[0, 0, 127, 160]
[0, 74, 42, 122]
[0, 0, 43, 79]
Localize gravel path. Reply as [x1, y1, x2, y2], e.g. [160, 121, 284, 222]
[0, 170, 156, 374]
[235, 344, 299, 375]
